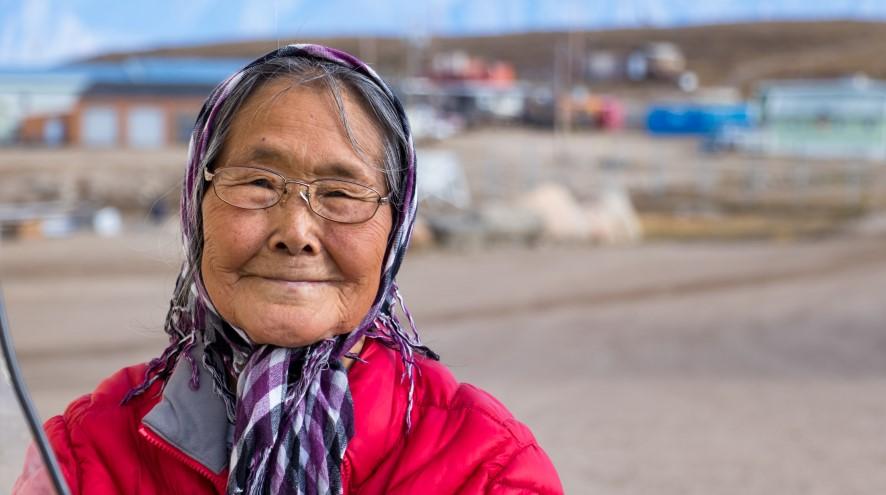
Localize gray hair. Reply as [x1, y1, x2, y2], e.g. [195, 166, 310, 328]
[200, 56, 407, 203]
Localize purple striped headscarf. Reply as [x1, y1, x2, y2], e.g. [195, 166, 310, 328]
[124, 44, 436, 495]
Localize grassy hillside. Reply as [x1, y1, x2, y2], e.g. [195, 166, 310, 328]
[85, 21, 886, 91]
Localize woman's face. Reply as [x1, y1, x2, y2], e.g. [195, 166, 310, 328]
[200, 78, 392, 347]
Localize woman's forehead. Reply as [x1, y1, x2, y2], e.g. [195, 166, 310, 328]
[221, 79, 385, 181]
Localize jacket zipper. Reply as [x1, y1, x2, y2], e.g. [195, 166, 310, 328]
[138, 424, 226, 489]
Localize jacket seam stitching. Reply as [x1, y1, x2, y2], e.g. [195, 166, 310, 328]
[407, 403, 539, 492]
[58, 415, 83, 494]
[412, 401, 526, 443]
[62, 395, 95, 493]
[487, 443, 536, 487]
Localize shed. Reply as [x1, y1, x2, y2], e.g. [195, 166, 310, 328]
[72, 82, 214, 148]
[0, 57, 248, 147]
[0, 72, 88, 144]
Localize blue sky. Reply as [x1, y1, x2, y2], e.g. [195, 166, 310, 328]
[2, 0, 886, 67]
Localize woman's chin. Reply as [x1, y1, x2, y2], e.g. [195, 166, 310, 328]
[237, 308, 349, 348]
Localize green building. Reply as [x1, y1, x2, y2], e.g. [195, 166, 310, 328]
[757, 76, 886, 160]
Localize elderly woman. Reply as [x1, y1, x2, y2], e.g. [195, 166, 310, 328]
[16, 45, 561, 494]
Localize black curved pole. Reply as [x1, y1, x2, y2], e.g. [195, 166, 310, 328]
[0, 287, 71, 495]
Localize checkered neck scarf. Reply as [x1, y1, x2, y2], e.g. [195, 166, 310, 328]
[123, 44, 436, 495]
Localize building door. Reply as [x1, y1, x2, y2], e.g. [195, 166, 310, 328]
[127, 106, 165, 148]
[82, 106, 118, 147]
[43, 118, 64, 147]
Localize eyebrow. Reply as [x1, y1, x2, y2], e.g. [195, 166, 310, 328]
[242, 145, 288, 165]
[236, 145, 375, 183]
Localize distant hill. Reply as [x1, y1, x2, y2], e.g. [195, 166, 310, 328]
[85, 21, 886, 93]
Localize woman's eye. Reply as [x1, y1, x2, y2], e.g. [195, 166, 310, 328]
[321, 187, 367, 200]
[323, 189, 352, 198]
[247, 178, 276, 189]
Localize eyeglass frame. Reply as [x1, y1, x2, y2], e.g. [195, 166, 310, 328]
[203, 166, 391, 225]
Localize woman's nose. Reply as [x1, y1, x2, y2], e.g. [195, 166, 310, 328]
[271, 183, 320, 255]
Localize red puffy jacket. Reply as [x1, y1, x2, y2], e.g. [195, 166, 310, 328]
[15, 338, 562, 494]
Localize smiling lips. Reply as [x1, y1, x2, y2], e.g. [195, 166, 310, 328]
[252, 274, 337, 285]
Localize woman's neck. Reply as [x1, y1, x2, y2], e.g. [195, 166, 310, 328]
[342, 336, 366, 370]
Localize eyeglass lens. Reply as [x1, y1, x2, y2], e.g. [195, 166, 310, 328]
[211, 167, 381, 223]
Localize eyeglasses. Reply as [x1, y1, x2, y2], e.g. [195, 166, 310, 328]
[204, 166, 390, 224]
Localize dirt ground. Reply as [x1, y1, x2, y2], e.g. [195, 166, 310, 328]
[1, 127, 885, 493]
[2, 225, 885, 494]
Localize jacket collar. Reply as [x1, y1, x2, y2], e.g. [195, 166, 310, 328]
[138, 337, 409, 483]
[141, 342, 232, 475]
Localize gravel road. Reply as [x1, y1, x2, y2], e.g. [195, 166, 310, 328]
[2, 229, 885, 493]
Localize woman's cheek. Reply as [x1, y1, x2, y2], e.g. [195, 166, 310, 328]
[328, 221, 389, 276]
[203, 203, 266, 269]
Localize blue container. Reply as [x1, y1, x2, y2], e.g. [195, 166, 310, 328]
[646, 104, 752, 135]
